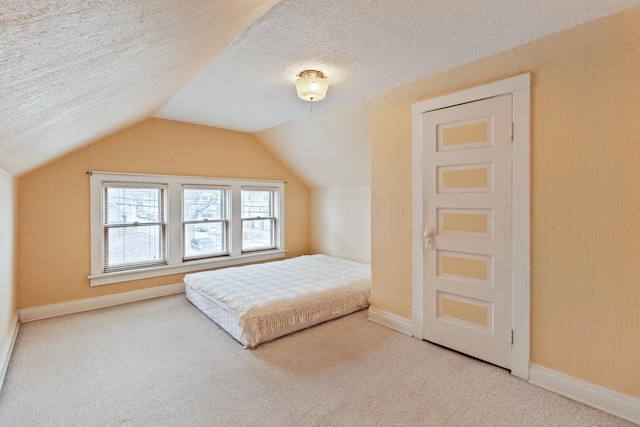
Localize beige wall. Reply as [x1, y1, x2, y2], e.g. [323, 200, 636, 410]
[17, 118, 309, 308]
[369, 7, 640, 398]
[310, 186, 371, 264]
[0, 168, 17, 358]
[370, 104, 413, 318]
[530, 41, 640, 399]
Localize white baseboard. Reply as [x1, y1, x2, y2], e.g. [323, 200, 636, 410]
[367, 307, 413, 336]
[19, 282, 185, 323]
[529, 363, 640, 424]
[0, 310, 20, 392]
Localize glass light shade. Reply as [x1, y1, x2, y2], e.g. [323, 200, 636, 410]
[295, 70, 329, 102]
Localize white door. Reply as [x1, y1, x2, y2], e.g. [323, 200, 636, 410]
[422, 94, 513, 369]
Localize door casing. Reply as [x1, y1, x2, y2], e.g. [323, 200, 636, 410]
[411, 74, 531, 379]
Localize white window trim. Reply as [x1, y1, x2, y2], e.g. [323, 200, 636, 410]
[89, 171, 286, 286]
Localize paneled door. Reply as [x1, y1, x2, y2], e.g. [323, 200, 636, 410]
[421, 94, 513, 369]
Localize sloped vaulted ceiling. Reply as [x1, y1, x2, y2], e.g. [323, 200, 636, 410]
[2, 0, 640, 182]
[0, 0, 279, 176]
[156, 0, 640, 134]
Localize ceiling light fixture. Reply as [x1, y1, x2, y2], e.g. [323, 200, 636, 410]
[295, 70, 329, 102]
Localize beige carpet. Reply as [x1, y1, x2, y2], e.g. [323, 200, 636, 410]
[0, 294, 634, 426]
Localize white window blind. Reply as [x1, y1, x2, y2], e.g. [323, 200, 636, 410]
[103, 184, 167, 272]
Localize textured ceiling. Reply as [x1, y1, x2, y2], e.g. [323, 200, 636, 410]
[155, 0, 640, 133]
[2, 0, 640, 179]
[0, 0, 278, 176]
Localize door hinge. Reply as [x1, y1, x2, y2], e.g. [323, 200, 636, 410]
[510, 123, 514, 142]
[509, 330, 514, 347]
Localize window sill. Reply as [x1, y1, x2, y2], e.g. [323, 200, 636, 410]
[88, 250, 286, 286]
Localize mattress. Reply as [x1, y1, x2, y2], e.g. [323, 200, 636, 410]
[184, 254, 371, 347]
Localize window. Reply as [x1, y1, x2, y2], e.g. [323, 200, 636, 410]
[104, 184, 166, 271]
[90, 172, 285, 286]
[182, 186, 229, 260]
[241, 188, 277, 252]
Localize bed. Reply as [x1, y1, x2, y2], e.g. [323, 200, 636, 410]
[184, 254, 371, 347]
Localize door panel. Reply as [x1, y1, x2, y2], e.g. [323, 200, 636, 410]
[438, 208, 492, 238]
[439, 293, 492, 330]
[423, 94, 512, 369]
[439, 165, 492, 191]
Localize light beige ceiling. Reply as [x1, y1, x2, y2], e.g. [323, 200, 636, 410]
[2, 0, 640, 181]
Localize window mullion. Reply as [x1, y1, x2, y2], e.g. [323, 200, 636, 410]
[167, 182, 182, 265]
[230, 186, 242, 257]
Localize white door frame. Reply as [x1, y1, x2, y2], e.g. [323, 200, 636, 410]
[411, 74, 531, 379]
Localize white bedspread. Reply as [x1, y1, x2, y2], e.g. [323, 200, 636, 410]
[184, 254, 371, 347]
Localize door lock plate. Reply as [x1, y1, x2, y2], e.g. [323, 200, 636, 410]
[422, 226, 435, 250]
